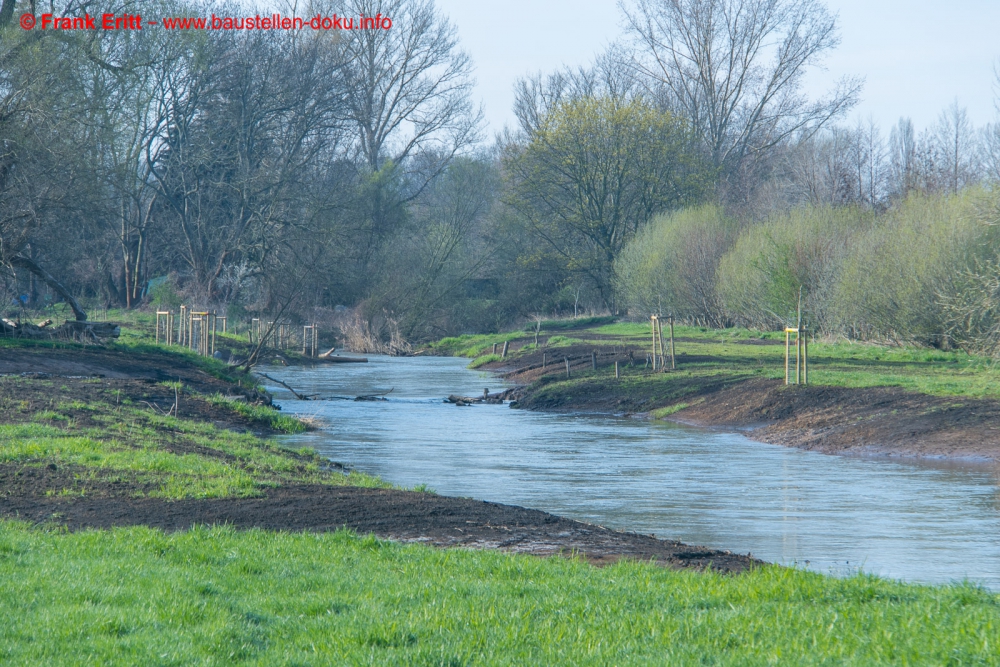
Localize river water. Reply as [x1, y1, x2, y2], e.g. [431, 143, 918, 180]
[268, 356, 1000, 589]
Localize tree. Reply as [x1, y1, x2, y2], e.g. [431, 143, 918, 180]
[928, 101, 981, 194]
[621, 0, 860, 198]
[503, 96, 710, 308]
[336, 0, 481, 275]
[147, 28, 347, 302]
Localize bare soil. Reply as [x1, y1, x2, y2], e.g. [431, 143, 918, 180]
[485, 342, 1000, 462]
[0, 342, 758, 572]
[673, 378, 1000, 462]
[0, 463, 757, 572]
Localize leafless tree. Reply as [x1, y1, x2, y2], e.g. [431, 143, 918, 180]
[512, 47, 640, 136]
[621, 0, 861, 195]
[338, 0, 480, 175]
[888, 118, 917, 197]
[929, 101, 981, 194]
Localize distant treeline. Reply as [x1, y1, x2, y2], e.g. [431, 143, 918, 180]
[2, 0, 999, 349]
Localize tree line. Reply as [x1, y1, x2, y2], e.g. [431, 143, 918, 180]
[2, 0, 999, 351]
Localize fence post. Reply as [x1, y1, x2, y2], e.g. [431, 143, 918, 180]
[803, 328, 809, 385]
[501, 340, 509, 359]
[785, 329, 791, 385]
[592, 351, 597, 370]
[651, 316, 657, 371]
[565, 357, 570, 378]
[669, 316, 676, 370]
[615, 361, 620, 379]
[542, 352, 546, 369]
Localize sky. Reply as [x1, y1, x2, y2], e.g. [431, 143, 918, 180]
[434, 0, 1000, 137]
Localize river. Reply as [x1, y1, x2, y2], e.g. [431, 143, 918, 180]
[266, 355, 1000, 589]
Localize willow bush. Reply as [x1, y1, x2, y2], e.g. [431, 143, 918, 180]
[613, 205, 738, 325]
[715, 206, 873, 330]
[615, 190, 1000, 349]
[831, 190, 994, 345]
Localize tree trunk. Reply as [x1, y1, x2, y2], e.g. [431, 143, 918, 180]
[8, 256, 87, 321]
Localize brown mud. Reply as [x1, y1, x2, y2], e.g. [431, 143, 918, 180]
[482, 340, 1000, 463]
[0, 343, 758, 572]
[0, 464, 757, 572]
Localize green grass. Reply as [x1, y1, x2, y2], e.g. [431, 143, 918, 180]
[0, 381, 389, 499]
[467, 353, 501, 368]
[528, 322, 1000, 401]
[0, 522, 996, 665]
[522, 315, 618, 331]
[650, 402, 691, 418]
[426, 332, 528, 358]
[206, 394, 307, 433]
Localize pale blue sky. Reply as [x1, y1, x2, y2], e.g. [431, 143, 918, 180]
[434, 0, 1000, 136]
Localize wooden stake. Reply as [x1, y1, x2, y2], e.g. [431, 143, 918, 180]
[542, 352, 546, 369]
[785, 330, 791, 385]
[615, 361, 620, 379]
[651, 316, 657, 371]
[501, 340, 509, 358]
[668, 316, 676, 370]
[565, 357, 570, 378]
[803, 328, 808, 385]
[592, 351, 597, 370]
[656, 319, 665, 368]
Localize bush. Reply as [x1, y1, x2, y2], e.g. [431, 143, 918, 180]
[148, 276, 182, 311]
[715, 205, 873, 330]
[614, 205, 738, 325]
[831, 190, 993, 345]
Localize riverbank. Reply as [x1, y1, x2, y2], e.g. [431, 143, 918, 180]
[3, 338, 1000, 661]
[432, 321, 1000, 462]
[0, 338, 753, 569]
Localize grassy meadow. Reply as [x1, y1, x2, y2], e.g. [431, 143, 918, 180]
[434, 320, 1000, 404]
[0, 521, 998, 665]
[1, 319, 999, 663]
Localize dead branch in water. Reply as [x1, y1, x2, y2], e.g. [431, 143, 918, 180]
[255, 372, 311, 400]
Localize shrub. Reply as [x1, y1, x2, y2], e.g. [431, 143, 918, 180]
[716, 205, 872, 330]
[614, 205, 738, 325]
[831, 190, 992, 345]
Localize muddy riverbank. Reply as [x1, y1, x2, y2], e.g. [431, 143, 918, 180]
[0, 342, 758, 573]
[482, 341, 1000, 463]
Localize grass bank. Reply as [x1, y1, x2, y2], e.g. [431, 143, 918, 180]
[433, 319, 1000, 460]
[1, 521, 998, 664]
[0, 338, 389, 500]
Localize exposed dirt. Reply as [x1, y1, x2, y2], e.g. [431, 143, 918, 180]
[672, 378, 1000, 462]
[482, 343, 1000, 462]
[0, 463, 758, 573]
[0, 343, 760, 572]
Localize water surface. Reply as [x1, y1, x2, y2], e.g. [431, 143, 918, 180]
[269, 356, 1000, 588]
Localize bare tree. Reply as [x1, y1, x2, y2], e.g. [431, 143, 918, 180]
[621, 0, 861, 192]
[888, 117, 917, 197]
[930, 101, 981, 194]
[339, 0, 480, 174]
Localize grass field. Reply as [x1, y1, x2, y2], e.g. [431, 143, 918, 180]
[436, 320, 1000, 401]
[0, 521, 998, 665]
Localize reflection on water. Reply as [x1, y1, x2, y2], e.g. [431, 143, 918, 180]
[268, 356, 1000, 588]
